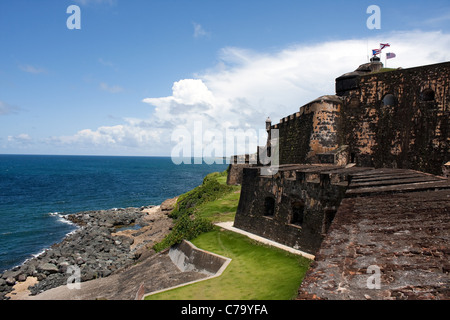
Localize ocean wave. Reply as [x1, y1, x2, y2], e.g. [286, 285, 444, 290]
[48, 212, 77, 226]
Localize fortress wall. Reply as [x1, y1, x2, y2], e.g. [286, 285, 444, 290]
[340, 62, 450, 175]
[226, 154, 258, 185]
[275, 98, 342, 165]
[234, 165, 347, 254]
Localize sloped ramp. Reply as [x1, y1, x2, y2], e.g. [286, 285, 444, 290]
[142, 240, 231, 299]
[26, 240, 231, 300]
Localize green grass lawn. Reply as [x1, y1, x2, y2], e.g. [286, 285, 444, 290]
[148, 169, 312, 300]
[195, 187, 241, 223]
[146, 227, 311, 300]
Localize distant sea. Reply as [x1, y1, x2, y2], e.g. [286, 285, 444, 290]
[0, 155, 228, 273]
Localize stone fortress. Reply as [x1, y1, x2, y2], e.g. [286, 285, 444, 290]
[228, 58, 449, 299]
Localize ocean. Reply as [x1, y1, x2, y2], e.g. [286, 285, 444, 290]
[0, 155, 228, 273]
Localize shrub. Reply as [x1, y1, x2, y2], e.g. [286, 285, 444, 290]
[170, 171, 233, 219]
[153, 171, 230, 252]
[153, 215, 213, 252]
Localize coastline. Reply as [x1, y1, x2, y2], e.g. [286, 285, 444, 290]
[0, 197, 178, 300]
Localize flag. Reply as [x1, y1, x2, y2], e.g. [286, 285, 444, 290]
[380, 43, 391, 50]
[372, 49, 381, 55]
[386, 52, 396, 59]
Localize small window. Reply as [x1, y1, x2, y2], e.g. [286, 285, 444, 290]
[383, 94, 397, 106]
[421, 88, 435, 102]
[322, 209, 337, 234]
[264, 197, 275, 217]
[291, 201, 304, 226]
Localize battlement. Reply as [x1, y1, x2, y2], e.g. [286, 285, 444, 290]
[266, 61, 450, 175]
[271, 95, 343, 165]
[230, 60, 450, 300]
[340, 61, 450, 175]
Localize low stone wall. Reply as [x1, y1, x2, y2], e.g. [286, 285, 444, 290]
[142, 240, 231, 299]
[227, 163, 251, 185]
[234, 164, 358, 254]
[169, 240, 231, 276]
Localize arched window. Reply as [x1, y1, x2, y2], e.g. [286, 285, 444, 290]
[291, 201, 305, 226]
[382, 94, 397, 106]
[420, 88, 435, 102]
[264, 197, 275, 217]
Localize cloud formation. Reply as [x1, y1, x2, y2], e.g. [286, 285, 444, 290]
[193, 22, 210, 39]
[100, 82, 124, 94]
[0, 101, 20, 116]
[7, 133, 31, 144]
[33, 30, 450, 156]
[19, 64, 46, 74]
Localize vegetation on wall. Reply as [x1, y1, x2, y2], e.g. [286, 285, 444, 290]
[153, 171, 237, 252]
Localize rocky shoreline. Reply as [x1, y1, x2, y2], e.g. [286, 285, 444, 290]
[0, 198, 176, 300]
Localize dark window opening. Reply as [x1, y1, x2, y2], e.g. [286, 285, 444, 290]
[350, 153, 356, 164]
[383, 94, 397, 106]
[322, 209, 337, 234]
[291, 201, 304, 226]
[421, 88, 435, 102]
[264, 197, 275, 217]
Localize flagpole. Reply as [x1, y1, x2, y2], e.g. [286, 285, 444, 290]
[367, 38, 370, 62]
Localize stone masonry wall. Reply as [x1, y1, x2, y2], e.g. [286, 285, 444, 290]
[339, 62, 450, 175]
[234, 165, 348, 254]
[274, 96, 342, 166]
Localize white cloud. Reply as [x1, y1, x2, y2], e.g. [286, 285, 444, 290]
[0, 101, 20, 116]
[193, 22, 210, 39]
[99, 82, 124, 93]
[8, 134, 31, 143]
[46, 119, 164, 155]
[45, 30, 450, 156]
[98, 58, 116, 68]
[19, 64, 46, 74]
[422, 12, 450, 26]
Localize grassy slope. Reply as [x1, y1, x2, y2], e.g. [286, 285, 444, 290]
[147, 228, 310, 300]
[147, 170, 311, 300]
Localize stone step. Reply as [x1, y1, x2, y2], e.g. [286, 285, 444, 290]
[348, 176, 442, 188]
[346, 180, 450, 197]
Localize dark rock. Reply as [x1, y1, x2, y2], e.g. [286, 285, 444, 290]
[5, 277, 15, 286]
[1, 204, 164, 300]
[81, 267, 96, 282]
[36, 273, 47, 281]
[17, 274, 27, 282]
[2, 269, 21, 280]
[38, 263, 59, 274]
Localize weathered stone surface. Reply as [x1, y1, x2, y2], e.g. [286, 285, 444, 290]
[38, 263, 59, 274]
[160, 197, 178, 212]
[234, 164, 355, 254]
[5, 277, 16, 286]
[297, 169, 450, 300]
[339, 61, 449, 176]
[277, 96, 342, 166]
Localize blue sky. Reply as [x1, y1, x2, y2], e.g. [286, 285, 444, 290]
[1, 0, 450, 156]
